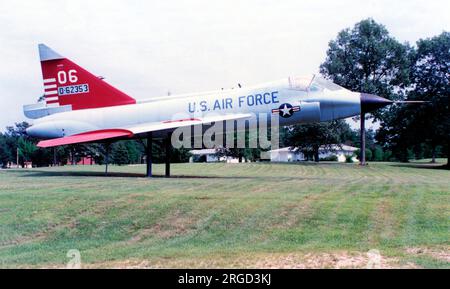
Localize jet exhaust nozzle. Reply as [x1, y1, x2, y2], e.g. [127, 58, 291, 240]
[360, 93, 393, 113]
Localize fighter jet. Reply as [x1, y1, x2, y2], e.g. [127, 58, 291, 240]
[24, 44, 401, 175]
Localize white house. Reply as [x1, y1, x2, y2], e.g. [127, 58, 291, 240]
[189, 149, 241, 163]
[318, 144, 358, 162]
[268, 144, 358, 162]
[268, 147, 302, 162]
[190, 144, 358, 163]
[189, 149, 219, 162]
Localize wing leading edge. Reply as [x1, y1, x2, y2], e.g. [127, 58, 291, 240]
[36, 114, 252, 148]
[37, 129, 133, 148]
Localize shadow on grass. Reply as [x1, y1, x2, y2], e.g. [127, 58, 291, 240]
[390, 162, 450, 170]
[21, 170, 146, 178]
[19, 170, 273, 180]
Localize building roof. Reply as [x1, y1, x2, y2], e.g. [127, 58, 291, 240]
[269, 144, 358, 153]
[190, 145, 358, 156]
[268, 147, 298, 153]
[190, 149, 217, 155]
[324, 144, 358, 152]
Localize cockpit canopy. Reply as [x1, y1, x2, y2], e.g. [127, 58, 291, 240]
[288, 74, 344, 92]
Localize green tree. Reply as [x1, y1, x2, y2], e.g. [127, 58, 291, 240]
[219, 130, 262, 162]
[286, 120, 351, 162]
[124, 141, 142, 164]
[355, 148, 372, 162]
[4, 122, 40, 166]
[0, 134, 12, 168]
[112, 142, 129, 165]
[320, 19, 412, 122]
[378, 32, 449, 165]
[352, 128, 376, 149]
[320, 18, 412, 164]
[17, 137, 37, 164]
[409, 32, 449, 166]
[5, 122, 31, 139]
[372, 146, 384, 161]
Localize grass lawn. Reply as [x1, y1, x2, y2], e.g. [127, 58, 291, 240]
[0, 161, 448, 268]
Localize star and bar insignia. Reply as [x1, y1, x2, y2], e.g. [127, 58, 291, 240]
[272, 103, 300, 118]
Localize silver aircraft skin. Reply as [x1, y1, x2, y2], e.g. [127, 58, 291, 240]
[27, 77, 360, 137]
[25, 44, 389, 147]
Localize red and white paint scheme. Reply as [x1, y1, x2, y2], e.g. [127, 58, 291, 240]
[39, 45, 135, 110]
[25, 44, 393, 149]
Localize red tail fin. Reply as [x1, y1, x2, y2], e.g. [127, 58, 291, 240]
[39, 44, 136, 110]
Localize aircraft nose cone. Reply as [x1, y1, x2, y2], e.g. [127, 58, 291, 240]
[360, 93, 393, 113]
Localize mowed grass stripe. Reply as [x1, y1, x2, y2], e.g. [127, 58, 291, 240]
[0, 161, 448, 268]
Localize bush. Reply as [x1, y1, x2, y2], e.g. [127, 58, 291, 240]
[372, 146, 384, 161]
[320, 155, 338, 161]
[346, 155, 354, 163]
[193, 155, 207, 163]
[355, 148, 372, 161]
[112, 143, 129, 165]
[382, 150, 393, 161]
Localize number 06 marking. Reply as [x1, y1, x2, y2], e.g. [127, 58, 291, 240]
[57, 70, 78, 84]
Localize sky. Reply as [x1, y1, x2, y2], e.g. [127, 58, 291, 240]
[0, 0, 449, 131]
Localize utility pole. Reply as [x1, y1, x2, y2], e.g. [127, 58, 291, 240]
[53, 147, 57, 166]
[360, 112, 366, 166]
[105, 143, 110, 176]
[71, 147, 76, 165]
[165, 133, 172, 177]
[146, 133, 152, 178]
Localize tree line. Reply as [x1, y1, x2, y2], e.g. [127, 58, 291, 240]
[319, 19, 448, 166]
[0, 122, 191, 168]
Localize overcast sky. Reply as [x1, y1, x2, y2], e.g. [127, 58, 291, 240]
[0, 0, 449, 131]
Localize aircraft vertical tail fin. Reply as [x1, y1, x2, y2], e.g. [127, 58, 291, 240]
[38, 44, 136, 110]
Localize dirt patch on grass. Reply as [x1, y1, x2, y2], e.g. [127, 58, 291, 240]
[128, 210, 197, 243]
[368, 199, 397, 245]
[0, 199, 117, 248]
[250, 251, 417, 269]
[73, 250, 419, 269]
[273, 194, 321, 229]
[406, 247, 450, 262]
